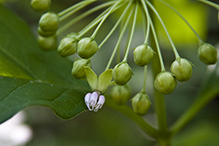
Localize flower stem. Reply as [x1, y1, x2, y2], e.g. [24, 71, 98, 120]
[58, 0, 96, 21]
[57, 1, 115, 35]
[91, 1, 121, 39]
[105, 4, 134, 70]
[98, 1, 132, 49]
[141, 66, 148, 92]
[122, 1, 138, 62]
[146, 1, 180, 59]
[141, 0, 166, 72]
[157, 0, 204, 45]
[199, 0, 219, 10]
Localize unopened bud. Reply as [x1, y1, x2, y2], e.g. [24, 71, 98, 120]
[39, 12, 59, 32]
[111, 85, 131, 105]
[77, 37, 98, 59]
[154, 72, 177, 94]
[58, 36, 78, 57]
[38, 35, 57, 50]
[38, 26, 56, 37]
[198, 43, 217, 65]
[112, 62, 133, 85]
[132, 92, 151, 116]
[170, 58, 193, 82]
[71, 59, 91, 79]
[133, 44, 154, 66]
[31, 0, 51, 12]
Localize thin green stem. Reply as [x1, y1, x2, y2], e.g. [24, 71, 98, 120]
[199, 0, 219, 10]
[91, 1, 121, 39]
[157, 0, 204, 45]
[141, 2, 150, 43]
[57, 1, 115, 35]
[170, 86, 219, 136]
[141, 0, 166, 72]
[141, 66, 148, 92]
[146, 1, 180, 59]
[105, 4, 135, 70]
[105, 95, 158, 138]
[99, 1, 132, 49]
[77, 2, 122, 38]
[122, 2, 138, 62]
[58, 0, 96, 21]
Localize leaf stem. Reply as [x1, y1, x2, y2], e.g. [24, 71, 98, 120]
[199, 0, 219, 10]
[146, 1, 180, 59]
[156, 0, 204, 45]
[170, 86, 219, 136]
[105, 95, 158, 138]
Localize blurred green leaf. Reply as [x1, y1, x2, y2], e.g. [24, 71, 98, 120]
[0, 4, 90, 123]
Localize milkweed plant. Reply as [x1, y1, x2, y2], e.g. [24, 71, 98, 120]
[1, 0, 219, 145]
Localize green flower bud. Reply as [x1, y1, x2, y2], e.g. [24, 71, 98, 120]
[198, 43, 217, 65]
[38, 26, 56, 37]
[170, 58, 193, 82]
[58, 36, 78, 57]
[71, 59, 91, 79]
[133, 44, 154, 66]
[112, 62, 133, 85]
[38, 35, 57, 50]
[111, 85, 131, 105]
[39, 12, 59, 32]
[154, 72, 177, 94]
[132, 92, 151, 116]
[31, 0, 51, 12]
[77, 37, 98, 59]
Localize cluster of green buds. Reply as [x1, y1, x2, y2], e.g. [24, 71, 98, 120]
[31, 0, 218, 115]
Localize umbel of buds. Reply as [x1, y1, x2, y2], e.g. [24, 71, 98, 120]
[154, 71, 177, 94]
[198, 43, 218, 65]
[112, 62, 133, 85]
[31, 0, 51, 12]
[71, 59, 91, 79]
[39, 12, 59, 32]
[58, 34, 78, 57]
[170, 58, 193, 82]
[133, 44, 155, 66]
[132, 92, 151, 116]
[110, 85, 131, 105]
[77, 37, 98, 59]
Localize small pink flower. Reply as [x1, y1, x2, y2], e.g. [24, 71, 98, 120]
[84, 91, 105, 112]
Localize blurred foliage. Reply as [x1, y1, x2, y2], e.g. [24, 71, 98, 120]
[1, 0, 219, 146]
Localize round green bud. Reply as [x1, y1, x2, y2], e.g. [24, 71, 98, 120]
[58, 37, 78, 57]
[38, 26, 56, 37]
[39, 12, 59, 32]
[198, 43, 217, 65]
[111, 85, 131, 105]
[77, 37, 98, 59]
[154, 71, 177, 94]
[133, 44, 154, 66]
[132, 92, 151, 116]
[112, 62, 133, 85]
[38, 35, 57, 50]
[71, 59, 91, 79]
[31, 0, 51, 12]
[170, 58, 193, 82]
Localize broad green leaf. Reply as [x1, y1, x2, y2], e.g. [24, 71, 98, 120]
[97, 69, 112, 93]
[84, 66, 97, 91]
[0, 5, 90, 123]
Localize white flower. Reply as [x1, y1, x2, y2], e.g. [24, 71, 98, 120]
[84, 91, 105, 112]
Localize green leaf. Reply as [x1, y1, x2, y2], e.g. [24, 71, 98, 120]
[0, 5, 90, 123]
[84, 66, 98, 91]
[97, 69, 112, 93]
